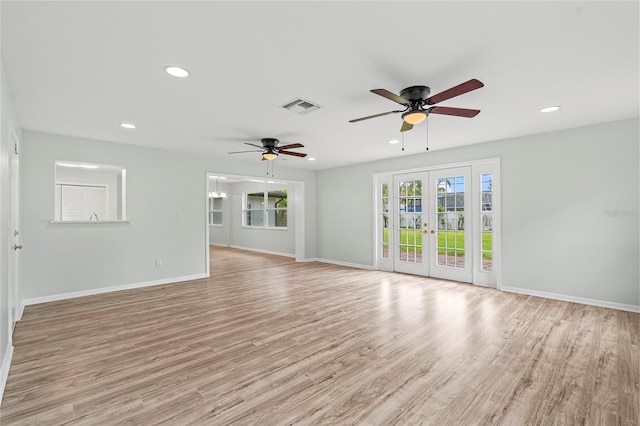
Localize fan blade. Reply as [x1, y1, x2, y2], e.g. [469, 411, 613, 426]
[244, 142, 264, 149]
[371, 89, 409, 105]
[349, 110, 403, 123]
[400, 121, 413, 132]
[278, 143, 304, 150]
[279, 150, 307, 158]
[429, 106, 481, 118]
[426, 79, 484, 105]
[228, 149, 263, 154]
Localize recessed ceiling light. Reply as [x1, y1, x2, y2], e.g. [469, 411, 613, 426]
[308, 157, 316, 161]
[540, 105, 561, 113]
[164, 66, 190, 78]
[389, 139, 400, 145]
[120, 122, 136, 129]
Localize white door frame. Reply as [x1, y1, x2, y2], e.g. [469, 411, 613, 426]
[373, 158, 501, 288]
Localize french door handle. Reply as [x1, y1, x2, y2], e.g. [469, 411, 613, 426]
[12, 244, 22, 250]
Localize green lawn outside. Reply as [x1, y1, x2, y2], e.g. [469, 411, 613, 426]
[383, 228, 493, 259]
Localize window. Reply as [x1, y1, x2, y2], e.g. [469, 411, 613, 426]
[209, 197, 223, 226]
[244, 190, 287, 228]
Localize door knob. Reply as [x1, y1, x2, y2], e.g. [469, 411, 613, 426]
[12, 244, 22, 250]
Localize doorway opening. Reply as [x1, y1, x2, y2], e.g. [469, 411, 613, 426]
[203, 172, 305, 277]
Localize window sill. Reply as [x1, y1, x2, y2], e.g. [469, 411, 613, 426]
[49, 220, 130, 224]
[242, 226, 288, 231]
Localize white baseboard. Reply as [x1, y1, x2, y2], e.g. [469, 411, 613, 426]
[501, 286, 640, 313]
[209, 243, 229, 248]
[228, 245, 295, 259]
[22, 273, 209, 307]
[0, 344, 14, 406]
[312, 258, 374, 270]
[17, 302, 25, 322]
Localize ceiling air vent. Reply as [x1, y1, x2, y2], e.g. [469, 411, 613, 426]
[280, 98, 321, 115]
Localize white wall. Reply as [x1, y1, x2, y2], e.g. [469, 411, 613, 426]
[316, 118, 639, 308]
[20, 131, 317, 300]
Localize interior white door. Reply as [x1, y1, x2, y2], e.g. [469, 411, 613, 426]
[393, 172, 429, 276]
[9, 127, 22, 330]
[428, 166, 472, 282]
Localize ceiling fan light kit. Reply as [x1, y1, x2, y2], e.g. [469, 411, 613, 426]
[402, 110, 427, 125]
[262, 150, 278, 161]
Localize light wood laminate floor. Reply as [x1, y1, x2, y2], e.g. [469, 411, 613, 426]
[1, 246, 638, 425]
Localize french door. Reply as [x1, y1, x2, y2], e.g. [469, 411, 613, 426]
[393, 172, 428, 276]
[429, 167, 472, 282]
[386, 167, 472, 283]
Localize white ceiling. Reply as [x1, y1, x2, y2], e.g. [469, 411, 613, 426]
[2, 1, 638, 171]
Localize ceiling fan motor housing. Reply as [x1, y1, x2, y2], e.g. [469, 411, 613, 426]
[400, 86, 431, 103]
[261, 138, 279, 149]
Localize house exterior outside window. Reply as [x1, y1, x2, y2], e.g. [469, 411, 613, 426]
[244, 190, 287, 229]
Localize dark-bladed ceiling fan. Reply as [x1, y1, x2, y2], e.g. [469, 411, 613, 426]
[228, 138, 307, 161]
[349, 79, 484, 132]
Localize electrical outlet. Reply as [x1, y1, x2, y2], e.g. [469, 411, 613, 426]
[177, 211, 183, 219]
[156, 259, 162, 267]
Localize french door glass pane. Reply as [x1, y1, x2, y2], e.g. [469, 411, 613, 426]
[382, 183, 389, 259]
[481, 174, 493, 271]
[398, 179, 422, 264]
[436, 175, 466, 269]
